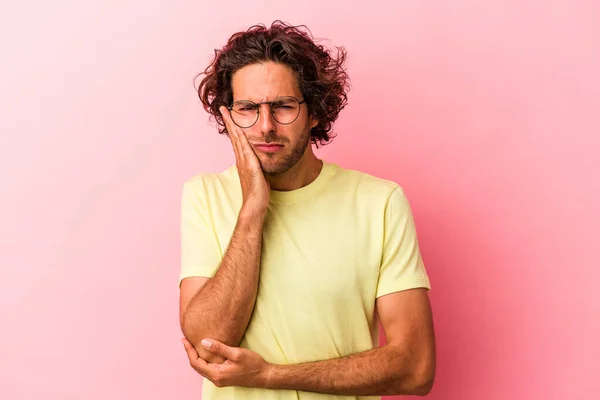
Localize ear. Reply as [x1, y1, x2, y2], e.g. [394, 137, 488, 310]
[310, 115, 319, 129]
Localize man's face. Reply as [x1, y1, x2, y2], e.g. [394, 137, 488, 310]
[230, 61, 317, 176]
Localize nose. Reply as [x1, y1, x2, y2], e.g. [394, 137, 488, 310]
[256, 103, 277, 136]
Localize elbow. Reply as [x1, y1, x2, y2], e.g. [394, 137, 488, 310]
[180, 312, 196, 343]
[180, 312, 239, 348]
[390, 361, 435, 396]
[406, 363, 436, 396]
[180, 314, 228, 364]
[181, 312, 209, 349]
[410, 373, 435, 396]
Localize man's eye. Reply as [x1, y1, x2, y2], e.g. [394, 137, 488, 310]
[234, 105, 256, 112]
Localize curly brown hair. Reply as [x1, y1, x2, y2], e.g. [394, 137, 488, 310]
[195, 20, 350, 147]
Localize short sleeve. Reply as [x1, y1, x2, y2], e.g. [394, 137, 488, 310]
[179, 178, 223, 286]
[376, 186, 431, 298]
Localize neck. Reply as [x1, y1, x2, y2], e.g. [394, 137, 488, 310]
[266, 151, 323, 192]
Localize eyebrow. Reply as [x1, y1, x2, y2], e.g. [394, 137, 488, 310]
[233, 95, 297, 103]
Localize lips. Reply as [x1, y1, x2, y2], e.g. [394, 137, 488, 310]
[253, 143, 284, 152]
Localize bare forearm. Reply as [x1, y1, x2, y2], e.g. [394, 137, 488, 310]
[182, 210, 264, 348]
[264, 343, 433, 396]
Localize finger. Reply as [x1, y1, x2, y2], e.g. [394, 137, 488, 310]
[182, 338, 203, 363]
[219, 107, 239, 153]
[220, 106, 244, 162]
[230, 121, 260, 166]
[219, 106, 240, 158]
[201, 339, 240, 362]
[182, 338, 210, 373]
[236, 125, 256, 158]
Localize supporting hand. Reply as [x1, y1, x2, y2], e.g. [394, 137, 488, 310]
[182, 337, 272, 388]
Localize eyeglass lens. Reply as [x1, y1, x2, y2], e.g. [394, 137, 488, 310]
[230, 97, 302, 128]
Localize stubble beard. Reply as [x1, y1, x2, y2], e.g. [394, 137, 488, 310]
[259, 127, 312, 176]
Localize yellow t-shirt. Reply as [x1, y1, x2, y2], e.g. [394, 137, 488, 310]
[179, 160, 431, 400]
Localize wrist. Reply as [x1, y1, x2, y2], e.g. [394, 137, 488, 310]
[239, 203, 267, 222]
[261, 363, 279, 389]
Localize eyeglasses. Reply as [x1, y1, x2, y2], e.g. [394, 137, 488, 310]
[227, 96, 306, 128]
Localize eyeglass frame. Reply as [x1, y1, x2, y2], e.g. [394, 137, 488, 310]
[226, 96, 307, 128]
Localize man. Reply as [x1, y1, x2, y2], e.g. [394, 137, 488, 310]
[179, 21, 435, 400]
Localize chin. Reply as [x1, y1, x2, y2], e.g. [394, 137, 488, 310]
[259, 157, 295, 176]
[261, 163, 292, 176]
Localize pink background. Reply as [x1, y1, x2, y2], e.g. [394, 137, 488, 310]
[1, 1, 598, 399]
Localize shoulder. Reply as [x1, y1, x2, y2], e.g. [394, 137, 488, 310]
[182, 165, 238, 194]
[329, 162, 404, 200]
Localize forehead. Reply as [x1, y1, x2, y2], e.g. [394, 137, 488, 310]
[231, 62, 301, 102]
